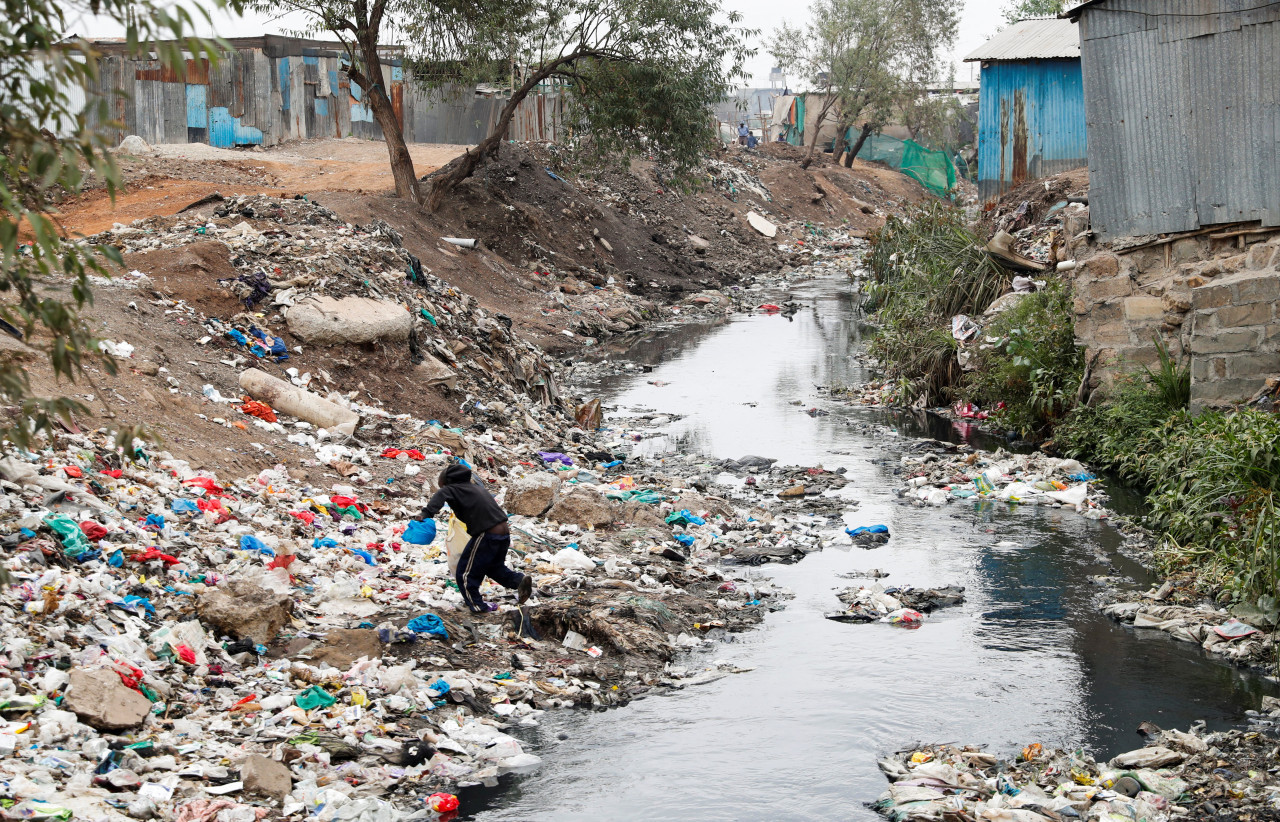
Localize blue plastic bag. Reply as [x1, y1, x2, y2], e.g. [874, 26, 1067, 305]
[674, 533, 695, 547]
[407, 613, 449, 640]
[348, 548, 376, 566]
[846, 525, 890, 536]
[144, 514, 166, 530]
[240, 534, 275, 557]
[313, 537, 338, 549]
[171, 499, 199, 514]
[403, 519, 438, 545]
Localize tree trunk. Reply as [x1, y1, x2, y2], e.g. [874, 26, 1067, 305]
[831, 126, 847, 167]
[843, 123, 874, 168]
[353, 36, 420, 203]
[424, 64, 556, 212]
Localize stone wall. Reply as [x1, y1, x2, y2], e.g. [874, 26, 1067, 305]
[1068, 219, 1280, 410]
[1189, 270, 1280, 408]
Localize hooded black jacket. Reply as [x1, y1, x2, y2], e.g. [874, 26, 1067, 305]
[421, 464, 508, 536]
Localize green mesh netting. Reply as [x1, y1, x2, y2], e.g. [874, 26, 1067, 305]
[852, 133, 957, 198]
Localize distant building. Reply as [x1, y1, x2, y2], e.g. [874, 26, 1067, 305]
[85, 35, 563, 149]
[1067, 0, 1280, 239]
[963, 18, 1086, 201]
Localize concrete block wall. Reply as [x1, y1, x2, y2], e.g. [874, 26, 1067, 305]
[1189, 270, 1280, 409]
[1069, 224, 1280, 409]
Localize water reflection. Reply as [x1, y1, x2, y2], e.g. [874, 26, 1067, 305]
[460, 276, 1278, 821]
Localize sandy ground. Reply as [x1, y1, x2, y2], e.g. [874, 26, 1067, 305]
[49, 139, 470, 238]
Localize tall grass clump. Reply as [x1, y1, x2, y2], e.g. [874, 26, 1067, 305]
[863, 202, 1009, 405]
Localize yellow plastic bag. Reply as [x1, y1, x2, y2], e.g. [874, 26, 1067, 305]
[446, 514, 470, 575]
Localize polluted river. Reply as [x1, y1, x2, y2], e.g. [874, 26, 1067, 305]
[460, 273, 1278, 821]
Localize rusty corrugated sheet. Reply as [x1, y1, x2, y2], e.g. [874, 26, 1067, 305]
[390, 81, 403, 130]
[977, 58, 1087, 201]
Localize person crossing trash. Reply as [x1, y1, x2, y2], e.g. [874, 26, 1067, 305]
[416, 463, 532, 613]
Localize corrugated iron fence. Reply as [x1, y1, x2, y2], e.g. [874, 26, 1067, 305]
[976, 58, 1087, 201]
[1077, 0, 1280, 238]
[88, 36, 567, 148]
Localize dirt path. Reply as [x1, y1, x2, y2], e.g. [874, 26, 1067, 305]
[48, 139, 470, 239]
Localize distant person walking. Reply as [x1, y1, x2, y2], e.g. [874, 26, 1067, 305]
[417, 463, 531, 613]
[737, 122, 749, 146]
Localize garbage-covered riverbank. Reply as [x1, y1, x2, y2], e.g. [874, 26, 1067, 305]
[0, 176, 883, 822]
[873, 715, 1280, 822]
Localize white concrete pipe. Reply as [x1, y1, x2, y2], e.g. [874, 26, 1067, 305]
[239, 368, 359, 436]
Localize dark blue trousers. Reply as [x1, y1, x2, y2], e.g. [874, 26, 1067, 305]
[455, 532, 524, 612]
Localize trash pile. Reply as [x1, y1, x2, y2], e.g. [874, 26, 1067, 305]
[896, 446, 1105, 517]
[90, 193, 567, 411]
[824, 584, 964, 626]
[0, 404, 821, 821]
[872, 718, 1280, 822]
[1103, 600, 1276, 670]
[979, 170, 1089, 270]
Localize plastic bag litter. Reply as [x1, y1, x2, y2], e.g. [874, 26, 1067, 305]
[402, 519, 437, 545]
[551, 548, 596, 571]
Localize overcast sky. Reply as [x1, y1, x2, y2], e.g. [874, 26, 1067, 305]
[63, 0, 1007, 87]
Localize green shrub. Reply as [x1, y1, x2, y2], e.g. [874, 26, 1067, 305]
[963, 280, 1083, 436]
[1053, 376, 1178, 484]
[863, 202, 1008, 404]
[1147, 409, 1280, 600]
[1061, 379, 1280, 602]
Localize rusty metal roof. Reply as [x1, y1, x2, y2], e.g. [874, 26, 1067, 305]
[962, 18, 1081, 62]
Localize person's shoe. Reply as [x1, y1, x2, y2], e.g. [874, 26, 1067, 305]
[517, 574, 533, 605]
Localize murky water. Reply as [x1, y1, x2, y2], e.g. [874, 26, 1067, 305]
[461, 275, 1277, 821]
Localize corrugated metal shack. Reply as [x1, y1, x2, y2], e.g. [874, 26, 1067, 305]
[88, 35, 565, 148]
[964, 18, 1087, 201]
[1068, 0, 1280, 239]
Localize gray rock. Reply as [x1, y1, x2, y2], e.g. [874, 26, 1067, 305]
[241, 754, 292, 800]
[64, 668, 151, 731]
[506, 473, 561, 517]
[286, 296, 413, 345]
[117, 135, 152, 155]
[688, 235, 710, 251]
[197, 579, 293, 644]
[547, 488, 616, 527]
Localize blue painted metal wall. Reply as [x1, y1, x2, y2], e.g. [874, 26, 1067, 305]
[976, 58, 1087, 201]
[90, 38, 567, 149]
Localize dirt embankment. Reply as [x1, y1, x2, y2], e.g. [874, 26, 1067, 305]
[22, 138, 931, 473]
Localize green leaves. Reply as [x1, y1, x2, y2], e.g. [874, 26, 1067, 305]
[1059, 376, 1280, 603]
[965, 279, 1083, 436]
[863, 201, 1010, 406]
[0, 0, 237, 448]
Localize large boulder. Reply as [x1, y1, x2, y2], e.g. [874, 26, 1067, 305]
[505, 473, 561, 517]
[64, 668, 151, 731]
[286, 296, 413, 345]
[547, 488, 617, 527]
[240, 754, 292, 800]
[197, 579, 293, 644]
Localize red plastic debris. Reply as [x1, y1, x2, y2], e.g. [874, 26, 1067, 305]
[79, 521, 108, 541]
[133, 548, 179, 565]
[381, 448, 426, 460]
[183, 477, 227, 496]
[239, 399, 278, 423]
[62, 466, 83, 478]
[267, 554, 296, 571]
